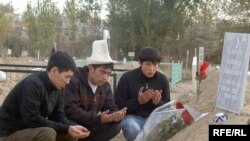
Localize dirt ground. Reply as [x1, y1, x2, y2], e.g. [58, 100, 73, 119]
[1, 57, 250, 141]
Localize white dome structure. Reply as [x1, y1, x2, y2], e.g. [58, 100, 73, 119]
[0, 71, 6, 82]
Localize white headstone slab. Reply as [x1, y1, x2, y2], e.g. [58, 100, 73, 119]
[103, 30, 110, 40]
[216, 32, 250, 114]
[128, 52, 135, 57]
[192, 56, 197, 93]
[198, 47, 204, 66]
[7, 49, 11, 55]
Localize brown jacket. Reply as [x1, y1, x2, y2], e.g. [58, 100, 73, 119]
[64, 66, 118, 128]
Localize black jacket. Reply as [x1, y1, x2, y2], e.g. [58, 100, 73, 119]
[114, 67, 170, 117]
[0, 72, 71, 137]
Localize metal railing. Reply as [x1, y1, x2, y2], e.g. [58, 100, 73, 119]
[0, 64, 128, 93]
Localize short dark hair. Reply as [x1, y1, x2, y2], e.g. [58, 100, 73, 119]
[138, 47, 161, 63]
[91, 63, 114, 70]
[47, 51, 76, 72]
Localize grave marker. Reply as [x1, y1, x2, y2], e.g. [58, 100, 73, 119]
[216, 32, 250, 114]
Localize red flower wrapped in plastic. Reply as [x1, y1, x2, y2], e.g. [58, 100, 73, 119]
[195, 61, 209, 102]
[176, 102, 194, 125]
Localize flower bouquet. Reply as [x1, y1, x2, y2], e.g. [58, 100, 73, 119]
[134, 101, 207, 141]
[195, 61, 209, 103]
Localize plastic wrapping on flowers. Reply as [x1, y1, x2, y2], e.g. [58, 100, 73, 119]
[134, 100, 208, 141]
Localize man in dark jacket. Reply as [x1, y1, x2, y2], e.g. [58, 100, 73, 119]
[64, 40, 127, 141]
[115, 47, 171, 141]
[0, 51, 90, 141]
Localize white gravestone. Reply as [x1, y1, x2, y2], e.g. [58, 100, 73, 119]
[103, 30, 110, 40]
[198, 47, 204, 66]
[216, 32, 250, 114]
[7, 49, 11, 57]
[192, 56, 197, 93]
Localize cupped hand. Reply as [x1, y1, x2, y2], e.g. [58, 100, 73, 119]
[68, 125, 90, 139]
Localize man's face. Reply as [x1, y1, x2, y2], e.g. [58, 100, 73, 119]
[140, 61, 159, 78]
[88, 65, 112, 86]
[50, 67, 74, 89]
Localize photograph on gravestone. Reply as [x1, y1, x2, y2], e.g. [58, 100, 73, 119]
[216, 32, 250, 114]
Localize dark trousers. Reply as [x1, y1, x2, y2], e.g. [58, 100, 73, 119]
[79, 122, 121, 141]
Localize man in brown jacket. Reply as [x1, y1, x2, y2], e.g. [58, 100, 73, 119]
[64, 40, 127, 141]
